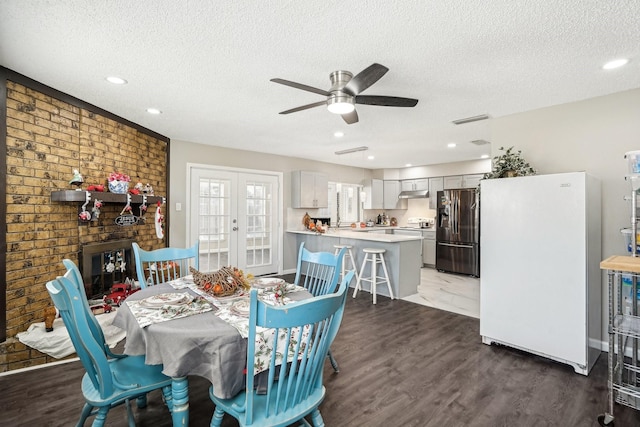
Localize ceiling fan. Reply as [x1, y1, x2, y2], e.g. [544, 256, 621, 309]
[270, 63, 418, 125]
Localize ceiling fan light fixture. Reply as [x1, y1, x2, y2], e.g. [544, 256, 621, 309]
[327, 94, 355, 115]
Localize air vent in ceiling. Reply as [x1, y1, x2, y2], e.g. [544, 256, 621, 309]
[451, 114, 490, 125]
[470, 139, 490, 145]
[335, 146, 368, 155]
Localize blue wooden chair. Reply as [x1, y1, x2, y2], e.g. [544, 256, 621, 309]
[61, 259, 125, 359]
[46, 275, 174, 426]
[209, 270, 354, 427]
[132, 242, 199, 288]
[293, 242, 346, 297]
[293, 242, 348, 372]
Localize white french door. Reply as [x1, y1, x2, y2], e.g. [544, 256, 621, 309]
[189, 166, 281, 276]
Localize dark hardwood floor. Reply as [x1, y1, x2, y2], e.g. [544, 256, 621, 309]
[3, 294, 640, 427]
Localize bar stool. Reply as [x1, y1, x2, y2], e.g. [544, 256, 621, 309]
[334, 244, 359, 283]
[353, 248, 394, 304]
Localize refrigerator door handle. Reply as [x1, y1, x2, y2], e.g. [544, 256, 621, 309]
[438, 242, 474, 249]
[454, 193, 460, 234]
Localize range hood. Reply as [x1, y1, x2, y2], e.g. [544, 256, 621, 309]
[398, 189, 429, 199]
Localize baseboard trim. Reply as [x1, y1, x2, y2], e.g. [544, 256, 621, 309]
[0, 357, 79, 377]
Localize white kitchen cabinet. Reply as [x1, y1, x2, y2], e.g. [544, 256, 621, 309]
[383, 180, 407, 210]
[443, 174, 484, 190]
[443, 175, 463, 189]
[363, 179, 384, 210]
[462, 173, 484, 189]
[428, 177, 444, 209]
[401, 178, 429, 191]
[291, 170, 329, 208]
[422, 229, 436, 266]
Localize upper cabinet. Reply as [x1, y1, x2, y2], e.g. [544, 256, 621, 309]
[363, 178, 384, 210]
[443, 174, 485, 189]
[428, 177, 444, 209]
[443, 175, 463, 189]
[401, 178, 429, 191]
[461, 173, 484, 189]
[383, 180, 407, 210]
[291, 171, 329, 208]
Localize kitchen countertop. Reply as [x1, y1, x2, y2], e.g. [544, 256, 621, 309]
[336, 225, 435, 231]
[287, 229, 423, 243]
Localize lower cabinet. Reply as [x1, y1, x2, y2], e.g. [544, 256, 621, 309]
[422, 230, 436, 266]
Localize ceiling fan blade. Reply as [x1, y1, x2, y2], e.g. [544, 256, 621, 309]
[355, 95, 418, 107]
[279, 101, 327, 115]
[343, 63, 389, 95]
[341, 110, 359, 125]
[270, 78, 331, 96]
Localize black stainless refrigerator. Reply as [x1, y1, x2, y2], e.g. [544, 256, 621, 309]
[435, 189, 480, 277]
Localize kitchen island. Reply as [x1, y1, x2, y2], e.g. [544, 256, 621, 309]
[287, 229, 422, 299]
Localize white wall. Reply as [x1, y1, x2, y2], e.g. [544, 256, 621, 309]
[489, 87, 640, 342]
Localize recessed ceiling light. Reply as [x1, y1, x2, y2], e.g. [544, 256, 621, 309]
[405, 163, 412, 167]
[603, 58, 629, 70]
[334, 131, 344, 138]
[367, 155, 375, 160]
[106, 76, 127, 85]
[146, 108, 162, 115]
[481, 154, 489, 159]
[448, 143, 457, 148]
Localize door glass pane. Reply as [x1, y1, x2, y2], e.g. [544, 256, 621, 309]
[245, 180, 272, 268]
[199, 177, 231, 271]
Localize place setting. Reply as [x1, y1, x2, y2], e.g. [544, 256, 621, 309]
[139, 292, 193, 309]
[167, 275, 195, 290]
[251, 277, 285, 289]
[229, 300, 250, 317]
[126, 291, 215, 328]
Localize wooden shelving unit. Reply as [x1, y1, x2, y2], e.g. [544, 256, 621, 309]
[51, 190, 165, 205]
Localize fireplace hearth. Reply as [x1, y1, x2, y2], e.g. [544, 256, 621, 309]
[81, 240, 136, 298]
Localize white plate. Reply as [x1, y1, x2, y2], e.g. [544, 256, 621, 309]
[140, 293, 191, 308]
[230, 300, 250, 316]
[252, 277, 285, 289]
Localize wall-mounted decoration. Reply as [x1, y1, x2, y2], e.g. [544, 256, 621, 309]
[155, 201, 164, 239]
[108, 171, 131, 194]
[69, 169, 83, 190]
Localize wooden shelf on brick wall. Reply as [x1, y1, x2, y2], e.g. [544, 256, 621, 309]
[51, 190, 165, 205]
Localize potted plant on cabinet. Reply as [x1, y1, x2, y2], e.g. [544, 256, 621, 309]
[482, 146, 537, 180]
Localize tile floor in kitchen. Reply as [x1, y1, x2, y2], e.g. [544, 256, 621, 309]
[402, 267, 480, 318]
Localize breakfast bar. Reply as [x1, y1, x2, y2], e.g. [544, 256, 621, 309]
[287, 229, 422, 299]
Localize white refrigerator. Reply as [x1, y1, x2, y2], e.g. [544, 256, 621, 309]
[479, 172, 602, 375]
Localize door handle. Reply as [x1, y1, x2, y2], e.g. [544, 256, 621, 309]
[438, 242, 473, 249]
[232, 226, 238, 231]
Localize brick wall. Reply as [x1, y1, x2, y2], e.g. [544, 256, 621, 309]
[1, 80, 168, 372]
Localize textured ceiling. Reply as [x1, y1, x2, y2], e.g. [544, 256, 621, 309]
[1, 1, 639, 169]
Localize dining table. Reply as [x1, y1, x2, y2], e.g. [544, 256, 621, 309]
[112, 276, 311, 427]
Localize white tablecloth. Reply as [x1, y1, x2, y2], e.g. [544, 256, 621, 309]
[16, 311, 126, 358]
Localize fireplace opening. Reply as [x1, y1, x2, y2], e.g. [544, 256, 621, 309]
[81, 240, 137, 298]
